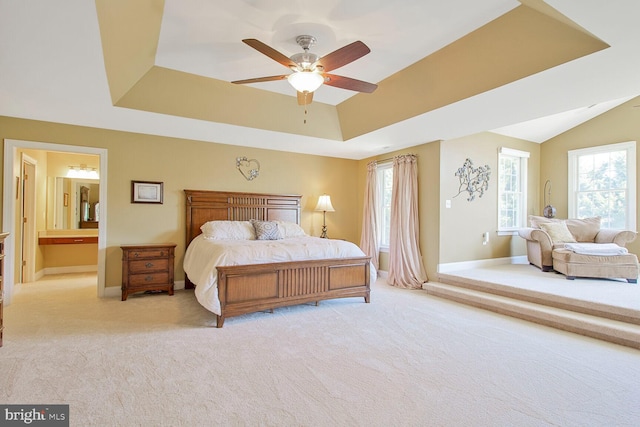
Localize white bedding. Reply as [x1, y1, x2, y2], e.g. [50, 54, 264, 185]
[183, 235, 377, 315]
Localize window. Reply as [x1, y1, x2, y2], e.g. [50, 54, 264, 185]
[376, 162, 393, 250]
[498, 147, 529, 234]
[568, 141, 636, 230]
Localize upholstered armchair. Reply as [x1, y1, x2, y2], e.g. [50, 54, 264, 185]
[518, 216, 637, 272]
[518, 227, 555, 271]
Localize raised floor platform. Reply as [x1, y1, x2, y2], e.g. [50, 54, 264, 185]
[428, 263, 640, 350]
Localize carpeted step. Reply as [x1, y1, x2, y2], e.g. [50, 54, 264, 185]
[424, 282, 640, 350]
[437, 272, 640, 325]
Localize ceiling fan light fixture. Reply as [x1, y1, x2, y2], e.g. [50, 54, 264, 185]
[287, 71, 324, 93]
[235, 36, 376, 103]
[290, 52, 319, 70]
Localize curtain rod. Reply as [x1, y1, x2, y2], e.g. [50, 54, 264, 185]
[374, 154, 418, 164]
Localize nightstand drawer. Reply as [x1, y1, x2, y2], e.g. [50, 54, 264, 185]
[128, 248, 171, 259]
[129, 258, 169, 274]
[128, 272, 170, 286]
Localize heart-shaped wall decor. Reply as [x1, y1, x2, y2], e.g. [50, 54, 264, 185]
[236, 156, 260, 181]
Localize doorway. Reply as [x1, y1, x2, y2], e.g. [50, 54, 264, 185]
[21, 155, 37, 283]
[2, 139, 107, 306]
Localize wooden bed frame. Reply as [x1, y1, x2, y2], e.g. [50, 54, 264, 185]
[184, 190, 371, 327]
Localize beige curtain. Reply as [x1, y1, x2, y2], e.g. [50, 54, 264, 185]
[388, 154, 428, 289]
[359, 161, 379, 269]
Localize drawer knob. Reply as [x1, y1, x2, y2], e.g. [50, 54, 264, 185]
[144, 275, 153, 282]
[133, 252, 140, 257]
[145, 262, 154, 268]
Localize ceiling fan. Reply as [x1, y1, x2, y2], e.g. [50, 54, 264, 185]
[231, 35, 378, 105]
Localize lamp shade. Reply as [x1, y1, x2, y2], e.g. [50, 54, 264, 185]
[315, 195, 335, 212]
[288, 71, 324, 93]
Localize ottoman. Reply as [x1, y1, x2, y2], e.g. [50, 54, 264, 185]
[552, 248, 639, 283]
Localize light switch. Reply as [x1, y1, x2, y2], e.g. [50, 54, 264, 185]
[445, 199, 451, 208]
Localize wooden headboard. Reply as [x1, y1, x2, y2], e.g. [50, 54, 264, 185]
[184, 190, 301, 247]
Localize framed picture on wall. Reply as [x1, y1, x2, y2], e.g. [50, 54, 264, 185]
[131, 180, 163, 204]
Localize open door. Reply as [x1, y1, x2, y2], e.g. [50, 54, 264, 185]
[21, 155, 36, 283]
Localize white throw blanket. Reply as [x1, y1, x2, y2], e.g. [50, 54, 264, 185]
[563, 242, 628, 256]
[183, 235, 377, 315]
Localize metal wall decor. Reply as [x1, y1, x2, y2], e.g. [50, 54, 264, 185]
[454, 158, 491, 201]
[236, 156, 260, 181]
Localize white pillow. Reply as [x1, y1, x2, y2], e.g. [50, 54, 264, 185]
[273, 221, 306, 238]
[200, 221, 256, 240]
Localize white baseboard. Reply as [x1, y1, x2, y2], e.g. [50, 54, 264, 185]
[438, 256, 527, 273]
[42, 265, 98, 276]
[104, 286, 120, 298]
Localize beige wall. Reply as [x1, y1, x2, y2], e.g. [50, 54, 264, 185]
[357, 132, 539, 279]
[3, 96, 636, 292]
[439, 132, 540, 265]
[357, 95, 637, 276]
[540, 95, 640, 256]
[1, 116, 359, 290]
[46, 151, 99, 178]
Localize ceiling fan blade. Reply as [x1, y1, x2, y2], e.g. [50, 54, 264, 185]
[231, 75, 288, 85]
[297, 91, 313, 105]
[323, 74, 377, 93]
[242, 39, 298, 69]
[317, 41, 370, 72]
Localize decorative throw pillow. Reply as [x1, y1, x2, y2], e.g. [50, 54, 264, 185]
[539, 222, 577, 244]
[528, 215, 559, 229]
[201, 221, 256, 240]
[250, 219, 282, 240]
[564, 216, 601, 242]
[274, 221, 306, 238]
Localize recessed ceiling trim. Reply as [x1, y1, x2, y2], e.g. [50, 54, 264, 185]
[337, 4, 609, 140]
[93, 1, 610, 143]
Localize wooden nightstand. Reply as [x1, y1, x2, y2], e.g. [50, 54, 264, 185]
[121, 243, 176, 301]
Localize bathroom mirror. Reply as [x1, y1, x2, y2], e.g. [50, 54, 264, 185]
[47, 177, 99, 230]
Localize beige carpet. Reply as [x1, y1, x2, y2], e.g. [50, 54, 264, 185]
[2, 273, 640, 426]
[441, 262, 640, 312]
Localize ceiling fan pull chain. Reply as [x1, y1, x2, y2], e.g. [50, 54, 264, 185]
[304, 92, 308, 124]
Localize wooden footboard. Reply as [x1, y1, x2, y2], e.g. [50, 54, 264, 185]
[214, 256, 371, 327]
